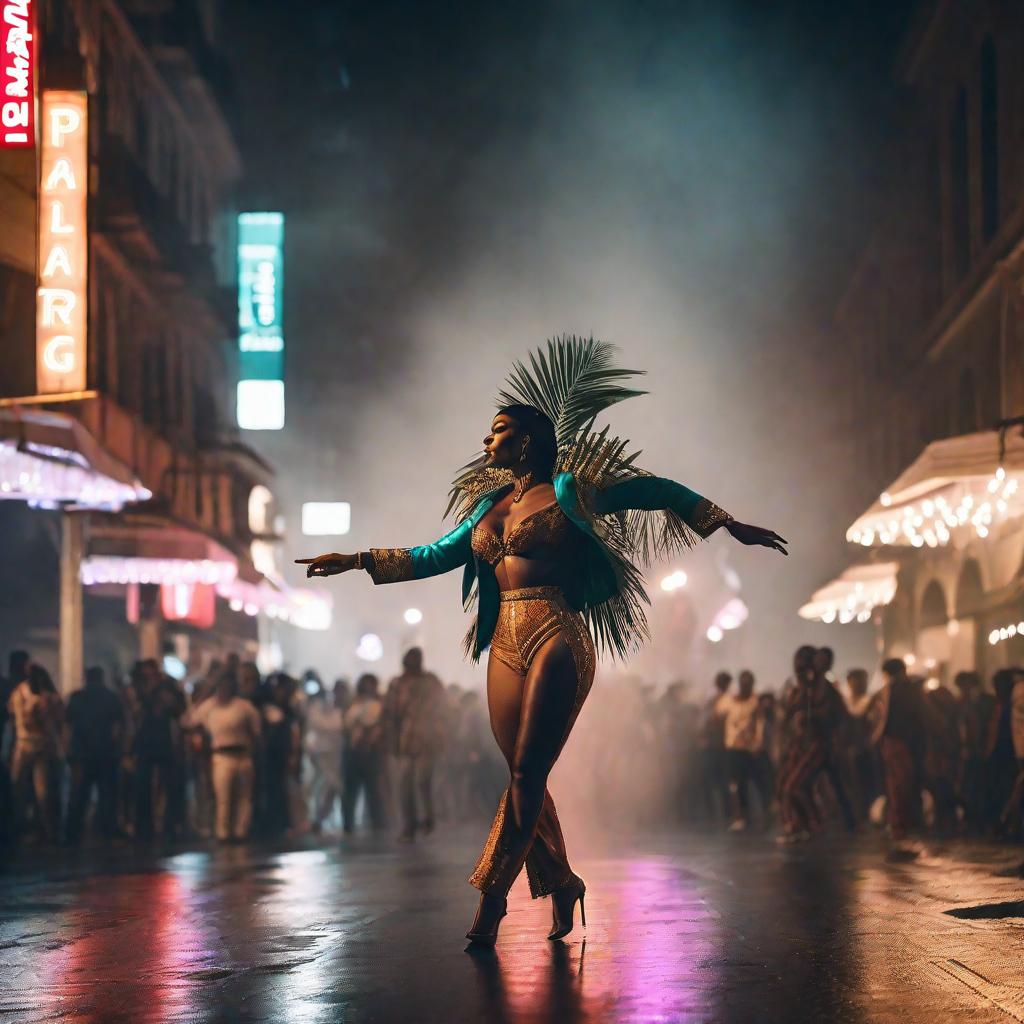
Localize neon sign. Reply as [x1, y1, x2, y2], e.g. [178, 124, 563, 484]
[1, 0, 34, 148]
[36, 91, 87, 394]
[237, 212, 285, 429]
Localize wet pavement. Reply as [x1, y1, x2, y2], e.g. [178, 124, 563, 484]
[1, 828, 1022, 1023]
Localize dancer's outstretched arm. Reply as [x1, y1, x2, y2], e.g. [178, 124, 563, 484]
[593, 474, 787, 555]
[297, 517, 475, 583]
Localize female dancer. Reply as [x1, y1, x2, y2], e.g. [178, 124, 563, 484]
[298, 336, 786, 945]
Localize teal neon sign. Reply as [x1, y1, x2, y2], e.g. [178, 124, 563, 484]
[237, 212, 284, 430]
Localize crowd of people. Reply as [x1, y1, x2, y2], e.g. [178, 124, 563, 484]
[0, 647, 504, 847]
[661, 646, 1024, 848]
[2, 641, 1023, 852]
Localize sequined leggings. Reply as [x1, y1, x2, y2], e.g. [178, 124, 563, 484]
[469, 587, 596, 898]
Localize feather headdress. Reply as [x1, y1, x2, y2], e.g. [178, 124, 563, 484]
[448, 334, 701, 659]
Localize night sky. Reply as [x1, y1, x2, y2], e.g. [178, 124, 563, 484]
[223, 0, 915, 687]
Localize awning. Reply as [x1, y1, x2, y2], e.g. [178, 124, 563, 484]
[82, 513, 238, 586]
[846, 429, 1024, 548]
[799, 562, 899, 624]
[0, 407, 150, 510]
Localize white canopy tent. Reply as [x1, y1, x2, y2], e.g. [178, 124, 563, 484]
[799, 562, 899, 624]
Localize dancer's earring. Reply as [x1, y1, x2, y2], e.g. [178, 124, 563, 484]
[513, 439, 532, 502]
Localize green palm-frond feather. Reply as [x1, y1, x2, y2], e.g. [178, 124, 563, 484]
[497, 334, 647, 454]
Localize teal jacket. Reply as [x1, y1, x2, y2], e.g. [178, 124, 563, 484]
[367, 471, 729, 660]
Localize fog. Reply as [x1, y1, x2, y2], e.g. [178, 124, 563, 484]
[228, 0, 910, 699]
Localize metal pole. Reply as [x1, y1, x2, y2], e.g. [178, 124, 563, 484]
[59, 510, 84, 694]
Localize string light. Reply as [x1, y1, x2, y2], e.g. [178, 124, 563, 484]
[799, 563, 897, 624]
[82, 556, 236, 587]
[0, 441, 150, 510]
[848, 468, 1018, 548]
[988, 619, 1024, 646]
[217, 576, 331, 630]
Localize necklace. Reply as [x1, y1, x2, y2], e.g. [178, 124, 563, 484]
[512, 471, 534, 503]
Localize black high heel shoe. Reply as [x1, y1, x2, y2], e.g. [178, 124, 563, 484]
[465, 893, 508, 947]
[548, 876, 586, 940]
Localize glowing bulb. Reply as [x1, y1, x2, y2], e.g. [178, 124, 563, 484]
[660, 570, 688, 592]
[356, 632, 384, 662]
[706, 625, 723, 643]
[404, 607, 423, 625]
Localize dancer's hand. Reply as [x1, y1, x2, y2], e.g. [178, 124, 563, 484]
[725, 521, 788, 555]
[295, 553, 358, 577]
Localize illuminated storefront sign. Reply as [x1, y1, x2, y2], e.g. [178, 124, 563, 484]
[1, 0, 34, 148]
[36, 91, 87, 393]
[237, 212, 285, 430]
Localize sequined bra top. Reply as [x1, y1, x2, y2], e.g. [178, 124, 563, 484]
[470, 502, 575, 566]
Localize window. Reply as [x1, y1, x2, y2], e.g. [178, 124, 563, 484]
[924, 142, 942, 313]
[980, 37, 999, 241]
[949, 86, 970, 282]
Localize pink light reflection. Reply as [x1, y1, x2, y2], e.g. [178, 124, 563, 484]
[35, 871, 215, 1024]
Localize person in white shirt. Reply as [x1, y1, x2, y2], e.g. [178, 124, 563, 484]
[187, 673, 261, 842]
[720, 670, 761, 831]
[305, 682, 347, 831]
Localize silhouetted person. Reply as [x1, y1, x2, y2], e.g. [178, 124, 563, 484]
[752, 692, 777, 822]
[777, 646, 844, 842]
[869, 658, 923, 844]
[953, 670, 991, 832]
[922, 682, 960, 837]
[0, 649, 30, 842]
[985, 669, 1020, 835]
[306, 682, 346, 831]
[813, 647, 855, 832]
[843, 668, 876, 818]
[133, 660, 185, 840]
[9, 664, 63, 842]
[721, 670, 760, 830]
[384, 648, 447, 842]
[65, 666, 124, 842]
[342, 673, 387, 833]
[698, 671, 733, 823]
[261, 673, 301, 836]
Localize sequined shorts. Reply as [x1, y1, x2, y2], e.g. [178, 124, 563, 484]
[488, 586, 596, 681]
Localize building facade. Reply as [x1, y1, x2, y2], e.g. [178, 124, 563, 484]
[0, 0, 326, 689]
[806, 0, 1024, 683]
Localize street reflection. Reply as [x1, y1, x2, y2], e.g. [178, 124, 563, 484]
[36, 870, 212, 1024]
[469, 856, 720, 1023]
[468, 941, 586, 1024]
